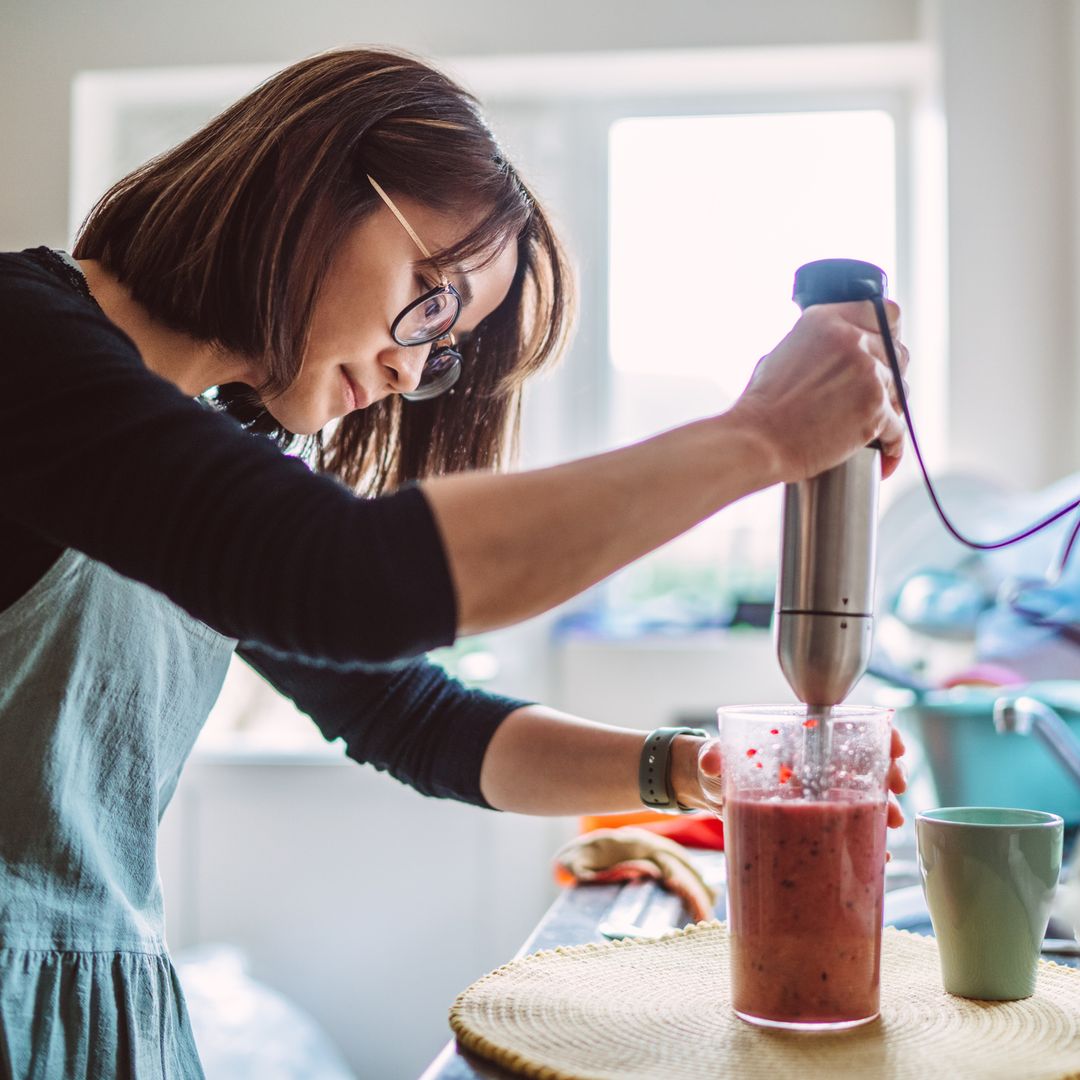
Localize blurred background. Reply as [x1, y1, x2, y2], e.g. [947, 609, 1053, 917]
[5, 0, 1080, 1076]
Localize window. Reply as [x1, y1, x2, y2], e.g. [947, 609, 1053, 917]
[604, 109, 897, 626]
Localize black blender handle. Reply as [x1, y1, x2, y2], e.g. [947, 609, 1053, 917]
[792, 258, 888, 310]
[792, 259, 889, 452]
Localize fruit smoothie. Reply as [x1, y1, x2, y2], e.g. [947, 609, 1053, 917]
[725, 794, 888, 1026]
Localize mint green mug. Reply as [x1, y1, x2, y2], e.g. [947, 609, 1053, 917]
[916, 807, 1064, 1000]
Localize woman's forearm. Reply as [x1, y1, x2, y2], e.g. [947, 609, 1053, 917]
[424, 301, 908, 638]
[480, 706, 907, 822]
[424, 414, 779, 635]
[479, 704, 708, 815]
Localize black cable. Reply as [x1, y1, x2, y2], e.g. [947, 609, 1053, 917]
[870, 296, 1080, 580]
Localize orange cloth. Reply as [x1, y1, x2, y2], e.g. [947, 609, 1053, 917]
[578, 811, 724, 850]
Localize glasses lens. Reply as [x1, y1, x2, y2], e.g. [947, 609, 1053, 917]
[401, 345, 462, 402]
[394, 287, 460, 345]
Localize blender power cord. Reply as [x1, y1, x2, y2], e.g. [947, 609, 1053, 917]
[870, 296, 1080, 585]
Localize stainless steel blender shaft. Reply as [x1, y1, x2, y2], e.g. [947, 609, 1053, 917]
[776, 440, 880, 707]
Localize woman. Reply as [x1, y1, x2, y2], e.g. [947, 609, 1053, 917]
[0, 47, 907, 1077]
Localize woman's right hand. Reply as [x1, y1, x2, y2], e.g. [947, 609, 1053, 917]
[728, 299, 910, 484]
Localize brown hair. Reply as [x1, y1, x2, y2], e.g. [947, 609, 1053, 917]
[74, 48, 574, 493]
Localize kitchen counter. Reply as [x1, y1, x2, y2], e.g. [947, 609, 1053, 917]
[420, 847, 1079, 1080]
[419, 872, 688, 1080]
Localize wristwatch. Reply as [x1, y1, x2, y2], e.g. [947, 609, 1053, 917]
[638, 726, 710, 813]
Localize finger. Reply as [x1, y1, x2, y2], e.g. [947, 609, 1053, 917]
[887, 794, 905, 829]
[882, 298, 901, 341]
[888, 759, 907, 795]
[890, 727, 906, 760]
[695, 741, 725, 812]
[830, 297, 900, 337]
[861, 327, 904, 382]
[881, 343, 909, 419]
[875, 339, 909, 398]
[830, 299, 881, 335]
[698, 740, 723, 777]
[886, 378, 901, 416]
[876, 390, 906, 470]
[878, 416, 905, 466]
[874, 298, 901, 345]
[861, 336, 904, 426]
[893, 339, 910, 378]
[865, 309, 906, 381]
[862, 324, 906, 370]
[855, 309, 906, 399]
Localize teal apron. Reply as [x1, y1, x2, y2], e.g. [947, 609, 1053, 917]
[0, 548, 236, 1077]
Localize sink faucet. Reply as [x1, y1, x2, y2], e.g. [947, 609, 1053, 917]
[994, 695, 1080, 940]
[993, 696, 1080, 789]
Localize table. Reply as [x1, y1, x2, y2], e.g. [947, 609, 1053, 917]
[420, 849, 1078, 1080]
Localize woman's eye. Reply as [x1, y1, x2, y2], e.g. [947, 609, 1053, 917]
[423, 298, 442, 319]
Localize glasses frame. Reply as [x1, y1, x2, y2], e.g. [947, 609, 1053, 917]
[388, 280, 462, 347]
[367, 175, 464, 401]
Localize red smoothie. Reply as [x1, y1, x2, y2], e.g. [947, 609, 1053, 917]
[725, 794, 888, 1026]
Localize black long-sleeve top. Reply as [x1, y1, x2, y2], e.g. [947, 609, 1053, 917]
[0, 247, 529, 808]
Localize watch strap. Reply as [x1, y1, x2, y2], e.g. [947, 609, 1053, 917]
[639, 726, 709, 813]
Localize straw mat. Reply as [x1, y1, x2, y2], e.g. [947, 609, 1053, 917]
[449, 922, 1080, 1080]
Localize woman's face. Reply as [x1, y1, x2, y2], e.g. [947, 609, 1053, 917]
[264, 196, 519, 435]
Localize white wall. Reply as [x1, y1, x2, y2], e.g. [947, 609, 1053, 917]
[929, 0, 1079, 489]
[1, 0, 917, 249]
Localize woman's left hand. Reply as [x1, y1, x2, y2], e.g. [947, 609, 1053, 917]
[681, 727, 908, 828]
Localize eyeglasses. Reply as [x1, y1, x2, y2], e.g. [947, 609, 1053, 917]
[367, 175, 463, 402]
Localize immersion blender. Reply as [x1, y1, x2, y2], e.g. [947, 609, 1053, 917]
[776, 259, 887, 794]
[775, 256, 1080, 794]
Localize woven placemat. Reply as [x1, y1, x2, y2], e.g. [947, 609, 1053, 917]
[449, 922, 1080, 1080]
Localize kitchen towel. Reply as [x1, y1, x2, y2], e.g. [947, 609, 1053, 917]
[553, 828, 718, 922]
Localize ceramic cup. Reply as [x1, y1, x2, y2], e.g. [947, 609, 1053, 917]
[916, 807, 1064, 1000]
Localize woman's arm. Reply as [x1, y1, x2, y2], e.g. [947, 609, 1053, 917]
[480, 707, 908, 825]
[238, 643, 532, 806]
[426, 416, 774, 637]
[239, 639, 908, 820]
[427, 300, 908, 635]
[2, 254, 904, 662]
[478, 705, 649, 814]
[479, 704, 716, 815]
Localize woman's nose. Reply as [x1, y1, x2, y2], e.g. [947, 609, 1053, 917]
[381, 344, 425, 394]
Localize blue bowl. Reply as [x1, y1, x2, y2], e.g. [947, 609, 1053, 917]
[896, 681, 1080, 825]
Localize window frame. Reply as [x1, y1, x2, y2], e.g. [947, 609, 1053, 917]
[505, 87, 918, 464]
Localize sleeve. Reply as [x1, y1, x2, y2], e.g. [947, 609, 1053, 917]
[0, 256, 457, 664]
[236, 641, 533, 808]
